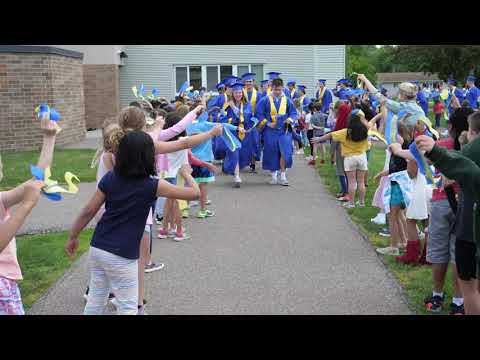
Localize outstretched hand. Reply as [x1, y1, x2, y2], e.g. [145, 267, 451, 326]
[415, 135, 435, 153]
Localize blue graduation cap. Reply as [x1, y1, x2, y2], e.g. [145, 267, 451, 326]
[467, 76, 476, 82]
[337, 78, 348, 84]
[241, 73, 256, 81]
[448, 78, 457, 85]
[151, 88, 158, 98]
[216, 82, 226, 91]
[346, 80, 353, 87]
[297, 85, 307, 92]
[223, 76, 239, 88]
[344, 89, 355, 97]
[266, 72, 281, 80]
[231, 82, 245, 92]
[261, 80, 269, 85]
[318, 79, 327, 85]
[287, 80, 296, 87]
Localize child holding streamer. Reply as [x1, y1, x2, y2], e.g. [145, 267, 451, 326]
[0, 114, 58, 315]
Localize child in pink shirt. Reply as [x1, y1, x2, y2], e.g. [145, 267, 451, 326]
[0, 116, 57, 315]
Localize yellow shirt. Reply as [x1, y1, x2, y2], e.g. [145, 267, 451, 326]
[331, 128, 369, 157]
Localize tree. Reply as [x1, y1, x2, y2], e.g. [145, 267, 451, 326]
[346, 45, 379, 84]
[391, 45, 480, 81]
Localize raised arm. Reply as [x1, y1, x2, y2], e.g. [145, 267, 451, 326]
[156, 106, 203, 141]
[154, 124, 222, 154]
[2, 115, 57, 209]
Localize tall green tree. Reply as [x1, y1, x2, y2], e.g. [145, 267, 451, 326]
[391, 45, 480, 81]
[346, 45, 379, 84]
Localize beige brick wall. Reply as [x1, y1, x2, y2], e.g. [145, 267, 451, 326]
[0, 52, 85, 151]
[84, 64, 120, 129]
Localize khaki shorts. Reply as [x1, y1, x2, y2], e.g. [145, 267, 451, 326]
[344, 153, 368, 172]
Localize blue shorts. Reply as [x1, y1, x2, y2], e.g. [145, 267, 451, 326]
[192, 164, 215, 183]
[390, 182, 405, 207]
[165, 177, 177, 185]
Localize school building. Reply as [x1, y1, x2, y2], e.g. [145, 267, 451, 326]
[0, 45, 345, 151]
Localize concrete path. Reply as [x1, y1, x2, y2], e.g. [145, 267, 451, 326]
[28, 155, 411, 314]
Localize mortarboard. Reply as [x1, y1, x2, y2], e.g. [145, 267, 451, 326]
[216, 82, 226, 90]
[266, 72, 281, 80]
[241, 73, 256, 81]
[448, 78, 457, 85]
[261, 80, 269, 85]
[318, 79, 327, 85]
[287, 80, 296, 87]
[467, 76, 476, 82]
[297, 85, 307, 92]
[231, 82, 244, 92]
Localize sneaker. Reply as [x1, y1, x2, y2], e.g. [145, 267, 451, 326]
[205, 199, 212, 205]
[155, 215, 163, 225]
[197, 209, 215, 218]
[448, 302, 465, 315]
[173, 232, 191, 241]
[371, 213, 386, 225]
[233, 181, 241, 188]
[182, 209, 189, 218]
[144, 262, 165, 273]
[337, 195, 350, 202]
[137, 306, 148, 315]
[376, 246, 400, 256]
[158, 228, 169, 239]
[190, 201, 199, 207]
[355, 201, 365, 208]
[379, 228, 391, 237]
[296, 149, 304, 155]
[269, 178, 278, 185]
[424, 294, 444, 313]
[343, 202, 355, 209]
[279, 179, 289, 186]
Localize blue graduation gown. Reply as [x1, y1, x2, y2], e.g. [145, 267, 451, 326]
[222, 103, 258, 174]
[466, 86, 480, 110]
[316, 88, 333, 114]
[416, 90, 429, 116]
[448, 88, 465, 114]
[256, 95, 298, 171]
[244, 89, 262, 160]
[284, 88, 299, 100]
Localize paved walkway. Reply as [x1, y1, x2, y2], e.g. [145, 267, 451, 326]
[28, 155, 411, 314]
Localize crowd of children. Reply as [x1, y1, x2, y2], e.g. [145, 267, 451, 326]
[1, 69, 480, 315]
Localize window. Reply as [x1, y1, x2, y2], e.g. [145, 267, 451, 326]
[207, 66, 218, 91]
[220, 65, 233, 80]
[237, 65, 249, 77]
[174, 64, 264, 95]
[189, 66, 202, 90]
[175, 67, 187, 92]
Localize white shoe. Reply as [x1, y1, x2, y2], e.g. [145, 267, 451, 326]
[190, 200, 199, 207]
[376, 246, 400, 256]
[269, 178, 278, 185]
[371, 213, 386, 225]
[295, 150, 304, 155]
[279, 178, 289, 186]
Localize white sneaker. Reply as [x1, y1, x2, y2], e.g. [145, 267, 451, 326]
[371, 213, 386, 225]
[190, 201, 199, 207]
[296, 150, 304, 155]
[279, 178, 289, 186]
[269, 178, 278, 185]
[376, 246, 400, 256]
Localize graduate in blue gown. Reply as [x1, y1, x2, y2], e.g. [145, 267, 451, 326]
[256, 77, 298, 186]
[258, 80, 269, 99]
[414, 81, 429, 116]
[447, 79, 465, 115]
[465, 76, 480, 110]
[241, 72, 262, 171]
[333, 79, 350, 101]
[315, 79, 333, 114]
[284, 80, 299, 99]
[222, 82, 258, 188]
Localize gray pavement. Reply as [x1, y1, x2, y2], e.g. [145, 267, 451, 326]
[28, 155, 411, 315]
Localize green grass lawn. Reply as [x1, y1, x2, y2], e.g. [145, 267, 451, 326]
[1, 149, 97, 190]
[316, 144, 454, 315]
[17, 229, 93, 311]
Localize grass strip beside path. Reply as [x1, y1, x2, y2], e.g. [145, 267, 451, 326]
[316, 144, 454, 315]
[1, 149, 97, 190]
[17, 229, 93, 310]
